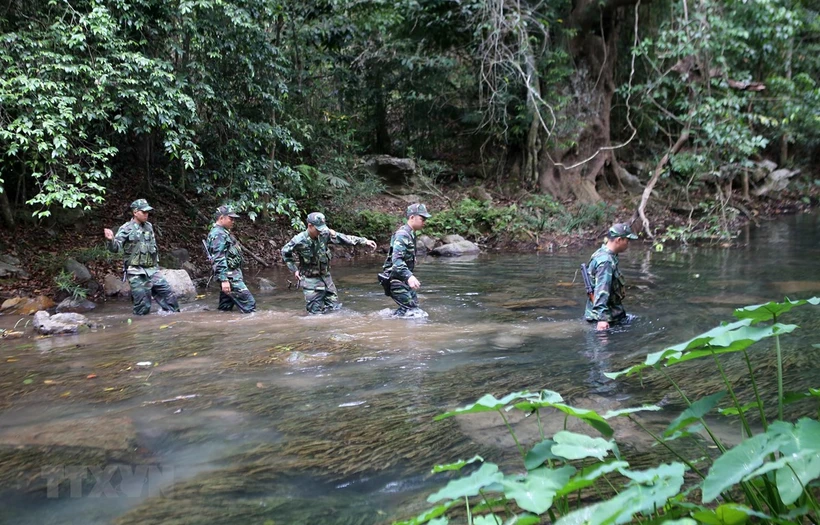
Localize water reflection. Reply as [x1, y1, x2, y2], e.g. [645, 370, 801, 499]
[1, 213, 819, 524]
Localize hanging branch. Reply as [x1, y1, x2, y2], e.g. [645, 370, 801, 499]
[635, 127, 690, 238]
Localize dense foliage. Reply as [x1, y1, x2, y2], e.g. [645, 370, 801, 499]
[1, 0, 818, 230]
[395, 298, 820, 525]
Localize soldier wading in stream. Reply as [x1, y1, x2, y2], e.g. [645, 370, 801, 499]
[281, 212, 377, 314]
[104, 199, 180, 316]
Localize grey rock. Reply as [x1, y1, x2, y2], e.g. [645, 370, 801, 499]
[430, 240, 481, 257]
[468, 185, 493, 202]
[56, 297, 97, 313]
[258, 277, 276, 293]
[158, 269, 197, 303]
[161, 248, 190, 269]
[441, 234, 466, 244]
[103, 273, 131, 297]
[0, 254, 21, 266]
[362, 155, 417, 191]
[417, 235, 436, 252]
[33, 311, 93, 335]
[0, 261, 29, 279]
[182, 261, 199, 279]
[753, 168, 801, 196]
[64, 258, 92, 283]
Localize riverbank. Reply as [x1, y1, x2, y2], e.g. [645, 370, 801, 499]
[0, 174, 817, 306]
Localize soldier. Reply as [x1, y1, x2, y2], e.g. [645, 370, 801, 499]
[104, 199, 180, 316]
[380, 203, 432, 317]
[281, 212, 377, 314]
[584, 222, 638, 330]
[206, 205, 256, 313]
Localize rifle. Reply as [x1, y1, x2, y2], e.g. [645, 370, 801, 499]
[202, 239, 214, 288]
[580, 263, 594, 302]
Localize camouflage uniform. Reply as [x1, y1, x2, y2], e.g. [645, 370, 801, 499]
[281, 213, 372, 314]
[108, 199, 179, 316]
[382, 224, 419, 315]
[584, 245, 627, 323]
[207, 209, 256, 313]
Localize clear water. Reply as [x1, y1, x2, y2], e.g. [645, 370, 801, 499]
[1, 213, 819, 524]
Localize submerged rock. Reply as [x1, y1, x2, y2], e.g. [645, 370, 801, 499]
[258, 277, 277, 293]
[33, 311, 94, 335]
[56, 297, 97, 313]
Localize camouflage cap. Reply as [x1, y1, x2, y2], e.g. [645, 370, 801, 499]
[130, 199, 153, 212]
[215, 204, 240, 218]
[306, 212, 329, 232]
[406, 203, 432, 218]
[608, 222, 638, 240]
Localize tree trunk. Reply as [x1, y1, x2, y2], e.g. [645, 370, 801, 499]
[537, 0, 624, 203]
[0, 184, 14, 229]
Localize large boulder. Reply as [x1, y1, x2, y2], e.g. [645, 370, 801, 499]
[64, 258, 92, 283]
[430, 240, 481, 257]
[33, 311, 94, 335]
[362, 155, 417, 192]
[161, 248, 190, 269]
[158, 269, 196, 303]
[441, 234, 466, 244]
[417, 235, 436, 253]
[56, 297, 97, 313]
[753, 168, 800, 196]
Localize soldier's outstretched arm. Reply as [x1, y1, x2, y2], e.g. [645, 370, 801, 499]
[107, 224, 131, 253]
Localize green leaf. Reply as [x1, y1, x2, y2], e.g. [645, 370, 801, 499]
[664, 391, 726, 437]
[502, 515, 540, 525]
[432, 455, 484, 474]
[733, 297, 820, 323]
[692, 504, 770, 525]
[524, 439, 558, 470]
[514, 402, 613, 437]
[427, 463, 503, 503]
[775, 418, 820, 504]
[435, 392, 534, 421]
[392, 500, 458, 525]
[501, 466, 575, 514]
[603, 405, 662, 419]
[589, 463, 686, 524]
[666, 324, 798, 365]
[472, 516, 499, 525]
[551, 431, 616, 461]
[556, 461, 630, 497]
[701, 431, 787, 502]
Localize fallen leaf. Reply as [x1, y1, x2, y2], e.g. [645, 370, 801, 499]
[60, 391, 71, 397]
[256, 382, 264, 388]
[43, 379, 57, 385]
[22, 378, 33, 385]
[6, 358, 18, 362]
[87, 374, 97, 379]
[103, 387, 116, 391]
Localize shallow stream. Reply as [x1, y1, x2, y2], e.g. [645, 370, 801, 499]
[1, 214, 819, 524]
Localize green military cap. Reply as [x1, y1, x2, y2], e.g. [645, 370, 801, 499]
[406, 203, 432, 218]
[215, 204, 240, 218]
[608, 222, 638, 240]
[306, 212, 329, 232]
[130, 199, 153, 212]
